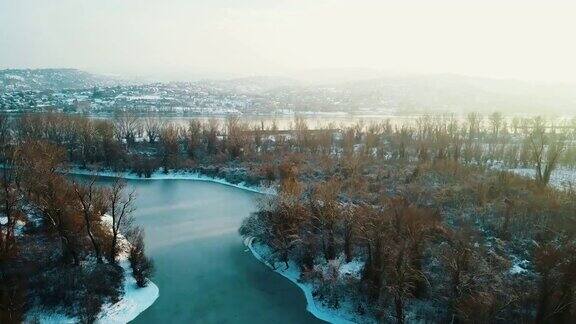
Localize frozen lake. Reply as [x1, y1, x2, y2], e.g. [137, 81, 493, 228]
[86, 177, 322, 324]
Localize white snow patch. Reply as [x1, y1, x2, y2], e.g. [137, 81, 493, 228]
[506, 167, 576, 190]
[509, 259, 529, 275]
[96, 260, 159, 324]
[15, 220, 26, 236]
[510, 264, 527, 275]
[97, 215, 159, 323]
[0, 216, 25, 236]
[338, 260, 364, 280]
[244, 237, 374, 324]
[25, 216, 159, 324]
[26, 311, 78, 323]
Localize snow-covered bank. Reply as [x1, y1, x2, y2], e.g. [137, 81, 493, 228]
[29, 261, 159, 324]
[95, 261, 159, 323]
[26, 217, 159, 324]
[96, 215, 159, 323]
[244, 237, 373, 324]
[67, 168, 275, 195]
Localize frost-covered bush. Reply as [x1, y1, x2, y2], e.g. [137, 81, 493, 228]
[127, 228, 154, 288]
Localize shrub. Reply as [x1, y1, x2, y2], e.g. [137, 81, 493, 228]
[127, 228, 154, 288]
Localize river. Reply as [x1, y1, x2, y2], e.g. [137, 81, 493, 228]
[87, 177, 323, 324]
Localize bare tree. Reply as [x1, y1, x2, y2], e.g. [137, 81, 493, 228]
[0, 166, 20, 257]
[107, 177, 136, 263]
[341, 205, 358, 262]
[310, 178, 341, 261]
[225, 116, 248, 159]
[294, 116, 309, 153]
[186, 119, 202, 159]
[127, 226, 154, 287]
[526, 117, 566, 187]
[73, 177, 106, 263]
[0, 116, 19, 256]
[143, 115, 164, 144]
[17, 140, 81, 265]
[114, 112, 140, 145]
[159, 123, 181, 171]
[205, 118, 220, 155]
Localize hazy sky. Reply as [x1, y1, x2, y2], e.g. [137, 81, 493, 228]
[1, 0, 575, 82]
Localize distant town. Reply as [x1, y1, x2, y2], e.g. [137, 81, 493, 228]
[2, 68, 574, 117]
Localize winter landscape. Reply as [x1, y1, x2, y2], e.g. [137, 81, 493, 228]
[2, 0, 576, 323]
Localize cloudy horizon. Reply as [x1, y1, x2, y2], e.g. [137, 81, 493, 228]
[1, 0, 575, 83]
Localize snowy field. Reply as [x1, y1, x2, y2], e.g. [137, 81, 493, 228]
[507, 167, 576, 190]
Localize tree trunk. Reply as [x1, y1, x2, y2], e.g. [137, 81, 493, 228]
[110, 233, 118, 264]
[395, 296, 405, 324]
[536, 282, 549, 324]
[325, 231, 336, 260]
[60, 235, 79, 266]
[86, 225, 102, 263]
[0, 223, 4, 254]
[344, 231, 353, 263]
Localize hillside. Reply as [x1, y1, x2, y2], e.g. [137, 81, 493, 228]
[1, 68, 574, 116]
[0, 68, 122, 92]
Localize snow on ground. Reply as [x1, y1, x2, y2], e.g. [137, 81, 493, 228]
[25, 216, 159, 324]
[97, 215, 159, 323]
[244, 237, 375, 324]
[510, 264, 527, 275]
[96, 260, 159, 324]
[338, 260, 364, 280]
[14, 220, 26, 236]
[26, 311, 78, 323]
[68, 168, 275, 195]
[509, 259, 530, 275]
[27, 260, 158, 324]
[0, 216, 26, 236]
[506, 167, 576, 190]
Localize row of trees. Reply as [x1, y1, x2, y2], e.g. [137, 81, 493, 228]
[10, 112, 575, 188]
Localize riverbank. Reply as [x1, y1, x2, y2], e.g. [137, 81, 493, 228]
[244, 237, 374, 324]
[26, 217, 159, 324]
[68, 168, 276, 195]
[83, 169, 371, 324]
[76, 170, 362, 323]
[97, 215, 159, 323]
[69, 169, 366, 323]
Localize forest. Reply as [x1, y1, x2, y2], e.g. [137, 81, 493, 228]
[2, 111, 576, 323]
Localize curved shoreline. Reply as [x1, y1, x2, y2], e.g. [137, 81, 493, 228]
[95, 260, 159, 324]
[244, 237, 357, 324]
[68, 168, 276, 195]
[83, 169, 356, 323]
[69, 169, 355, 323]
[95, 218, 160, 324]
[65, 168, 273, 323]
[26, 220, 159, 324]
